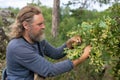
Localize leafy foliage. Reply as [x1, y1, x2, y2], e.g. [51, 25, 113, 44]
[0, 2, 120, 80]
[65, 16, 120, 73]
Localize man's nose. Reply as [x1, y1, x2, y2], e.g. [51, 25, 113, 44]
[41, 24, 45, 29]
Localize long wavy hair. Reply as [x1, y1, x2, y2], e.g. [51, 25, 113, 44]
[9, 5, 42, 39]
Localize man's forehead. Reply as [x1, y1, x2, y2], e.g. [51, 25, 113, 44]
[33, 14, 44, 23]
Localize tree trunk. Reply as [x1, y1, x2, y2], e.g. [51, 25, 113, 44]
[52, 0, 60, 38]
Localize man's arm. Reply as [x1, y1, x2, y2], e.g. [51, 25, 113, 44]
[41, 40, 66, 59]
[14, 45, 73, 77]
[41, 35, 82, 60]
[12, 44, 90, 78]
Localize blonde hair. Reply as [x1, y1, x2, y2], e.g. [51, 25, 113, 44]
[9, 5, 42, 39]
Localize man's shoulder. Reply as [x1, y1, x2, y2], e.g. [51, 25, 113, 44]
[7, 38, 26, 49]
[7, 38, 36, 55]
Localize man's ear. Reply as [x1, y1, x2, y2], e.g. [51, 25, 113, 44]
[22, 21, 29, 30]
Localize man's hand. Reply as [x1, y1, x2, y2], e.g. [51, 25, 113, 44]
[80, 45, 91, 60]
[66, 35, 82, 49]
[72, 45, 91, 67]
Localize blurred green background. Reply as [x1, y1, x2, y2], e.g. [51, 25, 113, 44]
[0, 0, 120, 80]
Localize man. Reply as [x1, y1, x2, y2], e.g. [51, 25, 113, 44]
[6, 5, 91, 80]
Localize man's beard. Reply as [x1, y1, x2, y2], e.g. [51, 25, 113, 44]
[28, 29, 45, 42]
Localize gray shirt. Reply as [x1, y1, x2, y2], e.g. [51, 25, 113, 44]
[6, 37, 73, 80]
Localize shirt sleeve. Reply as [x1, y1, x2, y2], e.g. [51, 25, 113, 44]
[14, 45, 73, 77]
[41, 40, 67, 59]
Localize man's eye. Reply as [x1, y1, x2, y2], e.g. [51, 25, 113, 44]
[38, 22, 45, 26]
[38, 23, 43, 26]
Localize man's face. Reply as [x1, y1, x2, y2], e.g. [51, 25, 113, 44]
[28, 14, 45, 42]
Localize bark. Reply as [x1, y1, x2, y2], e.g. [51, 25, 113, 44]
[52, 0, 60, 38]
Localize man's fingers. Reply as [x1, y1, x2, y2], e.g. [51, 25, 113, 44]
[66, 35, 82, 49]
[84, 45, 92, 53]
[75, 35, 82, 43]
[72, 38, 80, 43]
[77, 37, 81, 43]
[70, 35, 82, 46]
[73, 36, 81, 42]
